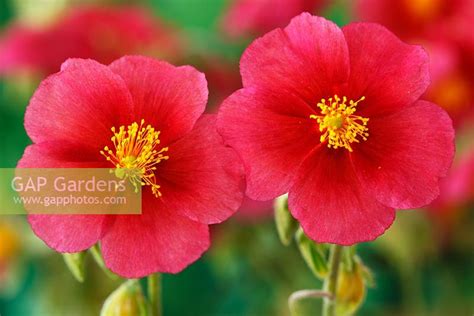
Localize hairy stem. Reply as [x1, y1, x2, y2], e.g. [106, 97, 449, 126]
[289, 289, 333, 315]
[322, 244, 343, 316]
[147, 273, 162, 316]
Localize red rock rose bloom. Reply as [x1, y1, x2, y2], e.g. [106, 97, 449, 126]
[427, 148, 474, 234]
[222, 0, 326, 37]
[0, 6, 180, 76]
[217, 14, 455, 245]
[18, 56, 244, 277]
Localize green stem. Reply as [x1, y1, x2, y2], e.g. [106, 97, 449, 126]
[322, 245, 344, 316]
[288, 290, 332, 316]
[147, 273, 162, 316]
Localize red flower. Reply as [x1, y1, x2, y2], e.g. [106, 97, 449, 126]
[430, 148, 474, 212]
[354, 0, 464, 39]
[422, 41, 474, 126]
[221, 0, 326, 37]
[425, 148, 474, 243]
[217, 14, 455, 245]
[18, 56, 244, 277]
[0, 6, 181, 76]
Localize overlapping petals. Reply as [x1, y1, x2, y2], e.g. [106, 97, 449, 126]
[355, 0, 474, 126]
[19, 56, 244, 277]
[343, 23, 430, 117]
[217, 87, 318, 200]
[25, 59, 134, 152]
[351, 101, 454, 209]
[109, 56, 208, 146]
[240, 13, 349, 104]
[156, 115, 245, 224]
[18, 142, 109, 252]
[218, 14, 455, 244]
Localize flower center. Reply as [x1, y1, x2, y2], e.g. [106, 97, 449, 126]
[100, 119, 169, 197]
[310, 95, 369, 152]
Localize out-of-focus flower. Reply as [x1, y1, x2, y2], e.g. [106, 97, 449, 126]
[355, 0, 474, 125]
[235, 196, 273, 222]
[189, 55, 242, 111]
[434, 150, 474, 208]
[217, 14, 455, 245]
[426, 148, 474, 239]
[18, 56, 244, 278]
[354, 0, 466, 39]
[0, 6, 181, 76]
[0, 220, 21, 282]
[422, 41, 473, 125]
[221, 0, 327, 38]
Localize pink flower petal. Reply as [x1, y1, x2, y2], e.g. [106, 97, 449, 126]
[240, 13, 349, 104]
[342, 23, 430, 117]
[25, 59, 134, 151]
[28, 215, 109, 253]
[18, 142, 109, 252]
[101, 192, 210, 278]
[108, 56, 208, 146]
[156, 115, 245, 224]
[289, 148, 395, 245]
[18, 142, 107, 168]
[352, 101, 455, 209]
[217, 87, 319, 200]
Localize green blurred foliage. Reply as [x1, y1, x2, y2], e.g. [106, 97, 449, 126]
[0, 0, 12, 27]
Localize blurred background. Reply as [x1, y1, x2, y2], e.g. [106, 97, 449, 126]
[0, 0, 473, 315]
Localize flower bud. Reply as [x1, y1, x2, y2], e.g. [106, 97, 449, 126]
[336, 259, 366, 316]
[295, 228, 328, 279]
[101, 280, 150, 316]
[274, 194, 298, 246]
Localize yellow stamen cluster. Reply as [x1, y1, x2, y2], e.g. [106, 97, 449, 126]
[310, 95, 369, 152]
[100, 119, 169, 197]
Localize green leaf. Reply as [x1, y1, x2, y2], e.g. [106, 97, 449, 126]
[359, 259, 376, 288]
[342, 246, 357, 272]
[296, 228, 329, 279]
[63, 251, 87, 283]
[90, 244, 118, 280]
[274, 194, 299, 246]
